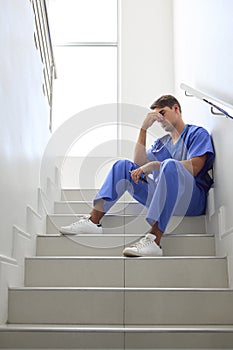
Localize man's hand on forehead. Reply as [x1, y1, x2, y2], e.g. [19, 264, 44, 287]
[141, 111, 164, 130]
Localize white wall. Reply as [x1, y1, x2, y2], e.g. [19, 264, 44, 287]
[61, 0, 175, 188]
[119, 0, 174, 107]
[173, 0, 233, 285]
[0, 0, 51, 323]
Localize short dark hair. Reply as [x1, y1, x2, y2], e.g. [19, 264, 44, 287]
[150, 95, 182, 113]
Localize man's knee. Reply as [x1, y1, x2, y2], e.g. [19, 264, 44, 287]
[113, 159, 132, 166]
[112, 159, 136, 172]
[161, 159, 180, 173]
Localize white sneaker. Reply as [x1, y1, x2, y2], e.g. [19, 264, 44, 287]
[123, 233, 163, 257]
[59, 215, 103, 235]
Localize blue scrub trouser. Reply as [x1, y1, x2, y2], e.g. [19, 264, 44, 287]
[93, 159, 207, 232]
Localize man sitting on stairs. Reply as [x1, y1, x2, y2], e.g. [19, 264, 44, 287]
[60, 95, 215, 257]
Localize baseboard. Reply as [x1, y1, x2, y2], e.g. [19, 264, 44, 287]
[0, 165, 61, 325]
[0, 257, 18, 324]
[0, 255, 17, 266]
[219, 206, 233, 239]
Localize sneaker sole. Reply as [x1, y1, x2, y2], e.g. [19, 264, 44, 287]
[123, 249, 142, 257]
[123, 249, 163, 257]
[60, 230, 79, 235]
[60, 229, 103, 235]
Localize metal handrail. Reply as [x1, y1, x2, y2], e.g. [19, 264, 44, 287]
[41, 0, 57, 79]
[31, 0, 57, 131]
[181, 83, 233, 120]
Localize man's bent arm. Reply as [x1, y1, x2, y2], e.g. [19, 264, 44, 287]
[131, 155, 207, 184]
[134, 112, 163, 166]
[133, 128, 150, 166]
[181, 154, 207, 177]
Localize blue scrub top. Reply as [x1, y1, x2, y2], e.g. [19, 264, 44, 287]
[146, 124, 215, 193]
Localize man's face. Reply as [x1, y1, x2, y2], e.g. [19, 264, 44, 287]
[155, 104, 180, 132]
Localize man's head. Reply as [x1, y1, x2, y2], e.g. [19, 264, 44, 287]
[150, 95, 184, 133]
[150, 95, 182, 113]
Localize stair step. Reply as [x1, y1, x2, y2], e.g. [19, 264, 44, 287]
[36, 234, 215, 257]
[25, 256, 228, 288]
[8, 287, 233, 325]
[47, 214, 206, 234]
[54, 200, 147, 215]
[1, 324, 233, 349]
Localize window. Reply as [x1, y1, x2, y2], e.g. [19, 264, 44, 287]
[47, 0, 118, 134]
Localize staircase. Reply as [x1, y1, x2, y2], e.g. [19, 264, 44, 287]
[1, 189, 233, 349]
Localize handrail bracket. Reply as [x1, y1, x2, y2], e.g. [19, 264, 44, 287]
[181, 83, 233, 120]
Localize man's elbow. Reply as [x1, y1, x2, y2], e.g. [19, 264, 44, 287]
[133, 157, 150, 167]
[193, 167, 201, 177]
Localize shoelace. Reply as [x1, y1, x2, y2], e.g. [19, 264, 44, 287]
[70, 215, 90, 227]
[132, 236, 153, 249]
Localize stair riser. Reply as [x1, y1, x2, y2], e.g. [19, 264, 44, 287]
[62, 189, 99, 201]
[37, 235, 125, 256]
[36, 235, 216, 257]
[162, 235, 216, 256]
[25, 258, 228, 288]
[8, 289, 233, 325]
[8, 290, 123, 325]
[47, 215, 206, 235]
[54, 201, 147, 215]
[61, 189, 133, 202]
[0, 330, 123, 349]
[47, 214, 151, 234]
[1, 328, 233, 349]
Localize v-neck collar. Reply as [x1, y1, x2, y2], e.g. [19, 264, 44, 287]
[171, 124, 188, 146]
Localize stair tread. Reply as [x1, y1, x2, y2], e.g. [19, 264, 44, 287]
[50, 213, 148, 217]
[27, 255, 224, 260]
[9, 286, 233, 291]
[2, 324, 233, 332]
[37, 233, 214, 237]
[2, 325, 233, 349]
[56, 200, 141, 204]
[50, 213, 206, 217]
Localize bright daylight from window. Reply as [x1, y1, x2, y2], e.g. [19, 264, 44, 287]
[47, 0, 118, 156]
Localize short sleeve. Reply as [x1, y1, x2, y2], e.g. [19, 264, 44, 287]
[187, 128, 214, 160]
[146, 140, 159, 161]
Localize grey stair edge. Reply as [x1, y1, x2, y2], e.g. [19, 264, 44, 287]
[49, 213, 206, 218]
[9, 287, 233, 292]
[25, 256, 225, 260]
[55, 200, 138, 204]
[37, 233, 214, 237]
[163, 233, 213, 237]
[62, 188, 98, 190]
[50, 214, 147, 217]
[2, 324, 233, 333]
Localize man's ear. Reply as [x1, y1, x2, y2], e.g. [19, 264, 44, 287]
[173, 103, 180, 113]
